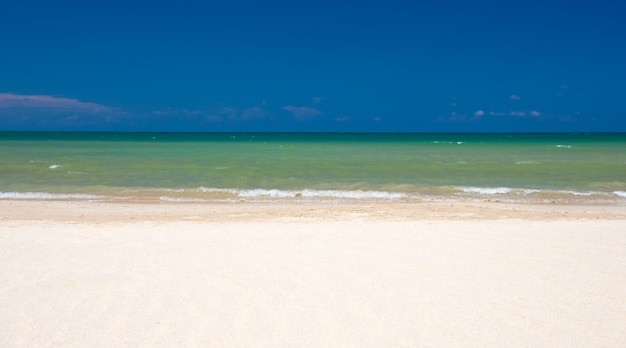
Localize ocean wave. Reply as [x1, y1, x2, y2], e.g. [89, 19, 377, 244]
[556, 145, 572, 148]
[3, 187, 624, 203]
[199, 187, 407, 199]
[457, 187, 514, 195]
[556, 190, 596, 196]
[0, 191, 102, 200]
[159, 196, 207, 202]
[458, 186, 545, 195]
[455, 186, 626, 199]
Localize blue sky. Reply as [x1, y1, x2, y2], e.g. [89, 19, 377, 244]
[1, 0, 625, 132]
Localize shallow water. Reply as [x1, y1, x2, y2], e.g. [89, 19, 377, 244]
[1, 132, 625, 203]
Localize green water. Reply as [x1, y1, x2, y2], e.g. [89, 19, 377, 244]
[1, 132, 625, 201]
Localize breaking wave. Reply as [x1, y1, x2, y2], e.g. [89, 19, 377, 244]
[613, 191, 626, 198]
[199, 187, 407, 199]
[2, 186, 625, 203]
[456, 186, 626, 200]
[0, 191, 102, 200]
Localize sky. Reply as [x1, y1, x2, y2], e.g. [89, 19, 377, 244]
[1, 0, 625, 132]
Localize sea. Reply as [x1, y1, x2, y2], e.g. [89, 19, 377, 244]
[1, 132, 625, 204]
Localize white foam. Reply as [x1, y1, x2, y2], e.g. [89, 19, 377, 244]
[556, 190, 596, 196]
[237, 189, 297, 198]
[458, 187, 512, 195]
[457, 187, 612, 197]
[461, 187, 542, 196]
[159, 196, 207, 202]
[556, 145, 572, 148]
[300, 189, 406, 199]
[199, 187, 406, 199]
[613, 191, 626, 198]
[49, 164, 61, 169]
[0, 192, 101, 200]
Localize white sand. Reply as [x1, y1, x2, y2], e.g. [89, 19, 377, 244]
[1, 201, 625, 347]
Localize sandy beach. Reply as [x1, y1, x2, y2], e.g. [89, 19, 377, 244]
[1, 200, 625, 347]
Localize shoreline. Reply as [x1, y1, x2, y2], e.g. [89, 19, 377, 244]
[2, 200, 625, 347]
[3, 187, 626, 205]
[2, 199, 626, 223]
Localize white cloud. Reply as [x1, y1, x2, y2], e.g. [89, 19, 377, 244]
[0, 93, 129, 130]
[229, 105, 270, 121]
[509, 95, 521, 100]
[474, 110, 485, 117]
[0, 93, 113, 112]
[153, 108, 221, 121]
[488, 110, 541, 118]
[334, 116, 350, 122]
[151, 102, 272, 123]
[447, 112, 466, 122]
[282, 105, 323, 120]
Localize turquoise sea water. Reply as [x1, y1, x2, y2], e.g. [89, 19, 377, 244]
[1, 132, 625, 203]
